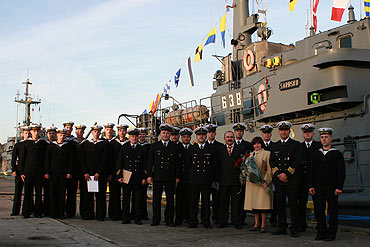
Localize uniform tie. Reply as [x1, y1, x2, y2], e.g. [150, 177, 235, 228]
[228, 145, 232, 156]
[200, 145, 204, 150]
[307, 143, 310, 149]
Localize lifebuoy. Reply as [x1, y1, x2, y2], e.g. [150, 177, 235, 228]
[257, 84, 268, 112]
[243, 50, 255, 71]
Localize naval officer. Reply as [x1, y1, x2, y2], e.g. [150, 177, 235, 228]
[117, 128, 147, 225]
[10, 126, 30, 216]
[146, 123, 181, 227]
[298, 124, 321, 232]
[138, 128, 150, 220]
[309, 128, 345, 241]
[170, 127, 181, 144]
[270, 121, 302, 237]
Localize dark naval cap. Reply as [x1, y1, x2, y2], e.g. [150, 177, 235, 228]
[301, 124, 315, 132]
[232, 123, 246, 131]
[180, 128, 193, 136]
[62, 121, 74, 127]
[75, 124, 86, 130]
[206, 124, 218, 132]
[117, 124, 129, 130]
[128, 128, 140, 135]
[91, 125, 103, 131]
[56, 128, 68, 134]
[159, 123, 174, 132]
[277, 121, 292, 130]
[194, 126, 208, 135]
[318, 128, 334, 135]
[46, 126, 57, 133]
[103, 123, 115, 129]
[259, 124, 273, 133]
[171, 127, 180, 135]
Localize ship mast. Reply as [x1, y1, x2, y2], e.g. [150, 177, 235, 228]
[14, 78, 41, 126]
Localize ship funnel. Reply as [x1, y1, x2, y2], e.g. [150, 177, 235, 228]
[233, 0, 259, 47]
[347, 5, 356, 23]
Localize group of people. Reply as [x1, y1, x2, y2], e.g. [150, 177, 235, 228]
[10, 120, 346, 241]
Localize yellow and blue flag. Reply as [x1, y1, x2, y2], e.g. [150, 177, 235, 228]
[220, 14, 226, 48]
[204, 27, 216, 46]
[365, 0, 370, 17]
[195, 42, 203, 63]
[289, 0, 298, 11]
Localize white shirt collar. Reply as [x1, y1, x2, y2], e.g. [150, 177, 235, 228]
[208, 140, 214, 144]
[198, 143, 205, 149]
[162, 140, 169, 146]
[281, 137, 290, 143]
[305, 140, 313, 146]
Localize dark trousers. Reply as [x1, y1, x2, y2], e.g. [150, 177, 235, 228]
[189, 184, 211, 226]
[42, 178, 49, 216]
[49, 175, 67, 219]
[270, 190, 277, 224]
[108, 178, 122, 219]
[211, 184, 220, 223]
[175, 182, 191, 224]
[297, 184, 309, 230]
[152, 180, 175, 224]
[79, 177, 89, 219]
[219, 184, 242, 226]
[314, 185, 339, 239]
[22, 175, 43, 217]
[140, 183, 148, 219]
[122, 183, 141, 222]
[12, 175, 24, 215]
[85, 177, 107, 220]
[275, 184, 300, 232]
[66, 175, 80, 217]
[239, 184, 247, 224]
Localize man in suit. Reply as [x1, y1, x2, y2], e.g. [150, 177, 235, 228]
[175, 128, 193, 226]
[146, 123, 181, 227]
[138, 128, 150, 220]
[309, 128, 345, 241]
[18, 124, 48, 218]
[117, 128, 147, 225]
[270, 121, 302, 237]
[259, 124, 277, 226]
[216, 131, 247, 229]
[10, 126, 30, 216]
[206, 124, 223, 225]
[187, 127, 215, 229]
[298, 124, 321, 232]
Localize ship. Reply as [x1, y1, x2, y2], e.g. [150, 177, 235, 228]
[118, 0, 370, 212]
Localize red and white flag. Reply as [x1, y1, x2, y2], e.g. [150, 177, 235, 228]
[313, 0, 319, 32]
[331, 0, 349, 22]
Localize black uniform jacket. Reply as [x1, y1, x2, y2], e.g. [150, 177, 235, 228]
[179, 143, 191, 183]
[146, 140, 181, 182]
[19, 139, 48, 177]
[44, 142, 74, 176]
[116, 142, 147, 184]
[215, 144, 247, 186]
[270, 138, 302, 186]
[80, 139, 111, 176]
[309, 148, 346, 190]
[263, 141, 274, 152]
[65, 137, 80, 175]
[235, 139, 253, 153]
[300, 140, 321, 184]
[11, 140, 27, 173]
[187, 143, 216, 185]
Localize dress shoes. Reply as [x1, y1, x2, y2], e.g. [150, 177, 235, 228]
[204, 224, 212, 229]
[271, 229, 287, 235]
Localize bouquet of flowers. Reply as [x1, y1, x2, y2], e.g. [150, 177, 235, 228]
[234, 152, 273, 198]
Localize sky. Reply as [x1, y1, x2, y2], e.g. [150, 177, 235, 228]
[0, 0, 366, 143]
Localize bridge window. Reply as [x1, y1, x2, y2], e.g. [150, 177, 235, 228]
[339, 35, 352, 48]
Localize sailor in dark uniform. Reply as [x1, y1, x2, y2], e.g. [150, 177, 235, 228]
[216, 131, 247, 229]
[175, 127, 193, 226]
[232, 122, 252, 225]
[18, 124, 48, 218]
[259, 124, 277, 226]
[102, 123, 116, 220]
[74, 124, 89, 219]
[62, 121, 80, 218]
[309, 128, 345, 241]
[109, 123, 128, 220]
[206, 124, 223, 225]
[44, 128, 74, 219]
[270, 121, 302, 237]
[146, 123, 181, 227]
[298, 124, 321, 232]
[43, 126, 58, 216]
[80, 125, 110, 221]
[170, 127, 181, 144]
[117, 128, 147, 225]
[10, 126, 30, 216]
[138, 127, 150, 220]
[187, 127, 215, 229]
